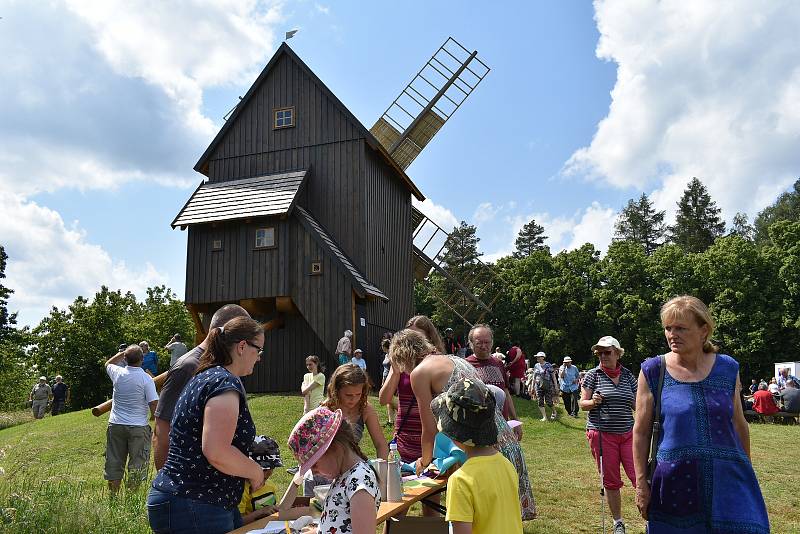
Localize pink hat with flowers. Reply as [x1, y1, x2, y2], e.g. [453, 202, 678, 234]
[288, 406, 343, 474]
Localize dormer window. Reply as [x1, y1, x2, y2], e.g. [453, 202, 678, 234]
[274, 107, 294, 129]
[255, 227, 276, 248]
[211, 239, 222, 251]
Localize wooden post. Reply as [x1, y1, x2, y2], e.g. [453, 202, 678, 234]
[187, 304, 206, 345]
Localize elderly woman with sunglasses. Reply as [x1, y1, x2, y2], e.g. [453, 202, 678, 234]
[579, 336, 638, 534]
[148, 316, 267, 534]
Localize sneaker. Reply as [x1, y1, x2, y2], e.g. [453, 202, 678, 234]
[613, 520, 626, 534]
[287, 466, 299, 475]
[550, 413, 557, 420]
[540, 417, 547, 422]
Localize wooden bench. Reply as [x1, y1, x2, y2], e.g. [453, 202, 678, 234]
[744, 410, 799, 424]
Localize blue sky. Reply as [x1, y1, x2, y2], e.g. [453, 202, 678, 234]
[2, 1, 799, 327]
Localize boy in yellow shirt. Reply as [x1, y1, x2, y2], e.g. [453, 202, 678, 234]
[432, 378, 523, 534]
[239, 435, 281, 525]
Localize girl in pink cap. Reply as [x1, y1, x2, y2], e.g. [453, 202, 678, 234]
[287, 406, 380, 534]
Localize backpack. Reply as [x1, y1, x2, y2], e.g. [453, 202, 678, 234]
[535, 363, 553, 390]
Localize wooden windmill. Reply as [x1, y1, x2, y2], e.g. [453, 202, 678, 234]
[170, 37, 497, 393]
[369, 37, 502, 326]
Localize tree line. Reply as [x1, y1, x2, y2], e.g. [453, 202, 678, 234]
[0, 274, 195, 411]
[417, 178, 800, 380]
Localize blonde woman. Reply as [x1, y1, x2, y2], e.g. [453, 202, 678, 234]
[632, 296, 769, 533]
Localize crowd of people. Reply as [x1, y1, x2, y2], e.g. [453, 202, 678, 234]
[29, 293, 777, 533]
[744, 367, 800, 416]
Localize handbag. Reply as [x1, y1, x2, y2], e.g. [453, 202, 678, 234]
[647, 354, 666, 485]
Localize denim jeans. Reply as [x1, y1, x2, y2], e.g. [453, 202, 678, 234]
[147, 487, 243, 534]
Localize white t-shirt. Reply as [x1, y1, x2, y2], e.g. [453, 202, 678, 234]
[318, 461, 380, 533]
[106, 364, 159, 426]
[768, 383, 780, 395]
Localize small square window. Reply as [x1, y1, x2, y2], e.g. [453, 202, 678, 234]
[273, 107, 295, 129]
[311, 261, 322, 275]
[212, 239, 222, 250]
[255, 227, 275, 248]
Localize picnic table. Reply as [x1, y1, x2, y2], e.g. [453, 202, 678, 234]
[227, 476, 448, 534]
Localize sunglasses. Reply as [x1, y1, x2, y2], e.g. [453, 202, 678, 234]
[594, 349, 614, 356]
[245, 341, 264, 355]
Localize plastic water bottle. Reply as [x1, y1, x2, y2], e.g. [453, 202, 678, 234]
[386, 441, 403, 502]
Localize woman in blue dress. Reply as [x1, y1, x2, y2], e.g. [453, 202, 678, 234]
[633, 295, 769, 533]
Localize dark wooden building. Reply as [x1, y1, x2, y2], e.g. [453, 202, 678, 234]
[172, 43, 425, 391]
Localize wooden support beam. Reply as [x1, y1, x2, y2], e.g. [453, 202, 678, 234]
[187, 304, 206, 345]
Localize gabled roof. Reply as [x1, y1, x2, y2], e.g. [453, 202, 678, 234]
[294, 206, 388, 302]
[171, 169, 307, 228]
[193, 42, 425, 202]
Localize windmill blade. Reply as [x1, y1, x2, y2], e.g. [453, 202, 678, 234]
[371, 37, 490, 170]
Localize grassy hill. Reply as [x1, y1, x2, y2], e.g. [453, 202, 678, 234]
[1, 394, 797, 533]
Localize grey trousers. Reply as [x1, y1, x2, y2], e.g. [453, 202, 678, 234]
[32, 399, 48, 419]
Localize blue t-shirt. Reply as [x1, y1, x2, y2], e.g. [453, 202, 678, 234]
[142, 351, 159, 375]
[152, 366, 256, 510]
[560, 365, 580, 392]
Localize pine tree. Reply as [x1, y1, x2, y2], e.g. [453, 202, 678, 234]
[613, 193, 666, 254]
[440, 221, 481, 272]
[669, 177, 726, 252]
[729, 212, 755, 241]
[513, 218, 548, 258]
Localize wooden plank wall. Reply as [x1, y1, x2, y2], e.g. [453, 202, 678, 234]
[185, 218, 288, 303]
[362, 148, 414, 363]
[204, 54, 366, 272]
[242, 313, 330, 393]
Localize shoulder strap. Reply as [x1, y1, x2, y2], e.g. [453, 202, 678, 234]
[649, 355, 666, 468]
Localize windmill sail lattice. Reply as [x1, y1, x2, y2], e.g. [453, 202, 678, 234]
[371, 37, 495, 326]
[370, 37, 490, 170]
[411, 206, 503, 327]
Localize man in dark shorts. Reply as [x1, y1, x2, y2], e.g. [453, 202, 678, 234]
[152, 304, 251, 470]
[51, 375, 69, 415]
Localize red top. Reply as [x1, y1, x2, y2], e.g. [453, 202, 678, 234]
[466, 355, 510, 418]
[506, 346, 527, 379]
[752, 390, 779, 415]
[394, 372, 422, 463]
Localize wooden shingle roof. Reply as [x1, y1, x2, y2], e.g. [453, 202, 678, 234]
[294, 206, 388, 302]
[171, 169, 307, 228]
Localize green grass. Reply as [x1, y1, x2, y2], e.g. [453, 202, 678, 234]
[1, 395, 798, 533]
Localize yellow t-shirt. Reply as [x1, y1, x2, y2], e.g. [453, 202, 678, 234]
[238, 479, 278, 515]
[445, 453, 522, 534]
[303, 372, 326, 408]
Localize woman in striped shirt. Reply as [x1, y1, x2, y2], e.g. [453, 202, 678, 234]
[580, 335, 638, 534]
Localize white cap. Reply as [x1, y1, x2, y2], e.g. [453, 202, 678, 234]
[354, 348, 363, 354]
[592, 336, 624, 356]
[535, 351, 546, 359]
[39, 376, 47, 381]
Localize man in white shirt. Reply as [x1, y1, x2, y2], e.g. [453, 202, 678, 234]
[104, 344, 158, 494]
[164, 333, 188, 367]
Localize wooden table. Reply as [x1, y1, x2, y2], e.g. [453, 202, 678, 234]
[227, 477, 447, 533]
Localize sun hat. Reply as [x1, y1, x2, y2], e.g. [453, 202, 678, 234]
[353, 348, 363, 355]
[249, 435, 283, 469]
[288, 407, 343, 475]
[592, 336, 625, 356]
[563, 356, 572, 363]
[431, 378, 498, 447]
[535, 351, 546, 359]
[39, 376, 47, 381]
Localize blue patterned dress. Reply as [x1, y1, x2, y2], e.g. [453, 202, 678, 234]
[642, 354, 769, 533]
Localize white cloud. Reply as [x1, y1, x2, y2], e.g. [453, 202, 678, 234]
[472, 202, 500, 225]
[0, 1, 284, 326]
[565, 202, 617, 252]
[64, 0, 283, 136]
[1, 195, 166, 327]
[413, 198, 459, 232]
[565, 0, 800, 221]
[315, 3, 330, 15]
